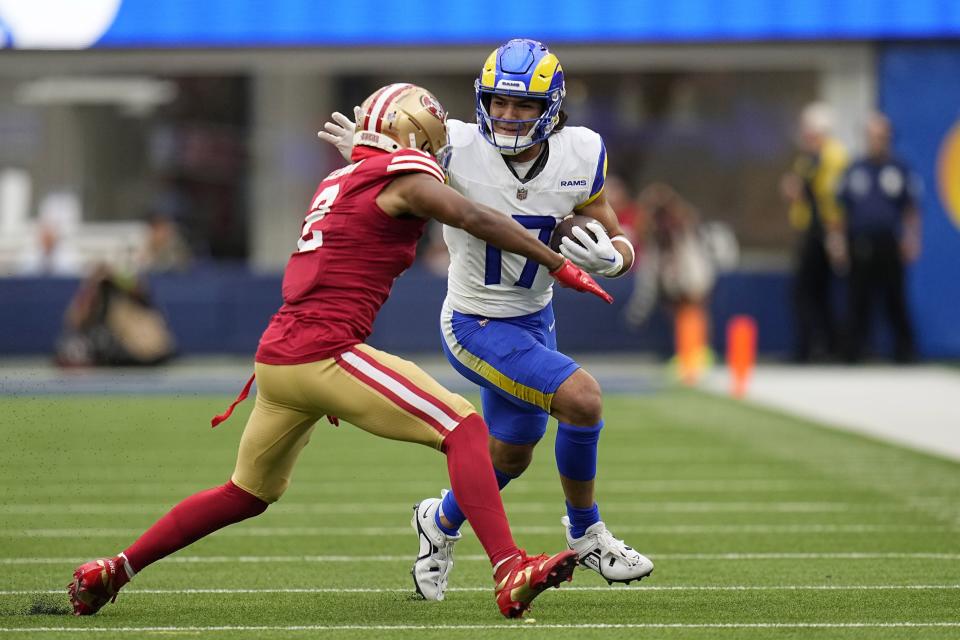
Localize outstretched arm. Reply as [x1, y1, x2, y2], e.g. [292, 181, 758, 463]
[383, 173, 564, 268]
[379, 173, 612, 302]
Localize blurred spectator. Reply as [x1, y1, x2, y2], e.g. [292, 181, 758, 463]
[625, 183, 738, 380]
[626, 183, 723, 326]
[780, 102, 849, 363]
[137, 212, 193, 273]
[624, 184, 711, 381]
[838, 112, 921, 363]
[16, 191, 83, 276]
[55, 265, 176, 367]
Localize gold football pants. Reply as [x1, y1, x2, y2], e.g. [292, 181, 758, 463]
[231, 344, 475, 503]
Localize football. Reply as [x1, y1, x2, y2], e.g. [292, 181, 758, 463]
[549, 214, 597, 252]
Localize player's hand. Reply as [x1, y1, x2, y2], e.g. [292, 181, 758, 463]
[550, 258, 614, 303]
[559, 221, 624, 276]
[317, 106, 359, 162]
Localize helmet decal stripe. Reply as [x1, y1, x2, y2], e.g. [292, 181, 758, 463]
[480, 49, 498, 88]
[361, 84, 395, 131]
[370, 83, 413, 134]
[528, 53, 560, 94]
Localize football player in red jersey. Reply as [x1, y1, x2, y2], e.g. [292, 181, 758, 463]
[67, 84, 611, 620]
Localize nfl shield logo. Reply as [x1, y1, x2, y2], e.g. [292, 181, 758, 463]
[516, 186, 528, 200]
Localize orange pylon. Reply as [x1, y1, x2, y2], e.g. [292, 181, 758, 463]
[726, 315, 757, 398]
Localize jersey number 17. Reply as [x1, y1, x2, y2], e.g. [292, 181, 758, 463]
[484, 215, 556, 289]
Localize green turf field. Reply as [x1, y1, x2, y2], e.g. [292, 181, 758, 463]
[1, 389, 958, 639]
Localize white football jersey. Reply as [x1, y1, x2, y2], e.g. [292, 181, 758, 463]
[443, 119, 607, 317]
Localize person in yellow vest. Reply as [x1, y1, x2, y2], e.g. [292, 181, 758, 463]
[780, 102, 849, 363]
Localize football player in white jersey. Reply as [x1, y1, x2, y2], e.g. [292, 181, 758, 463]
[320, 38, 653, 600]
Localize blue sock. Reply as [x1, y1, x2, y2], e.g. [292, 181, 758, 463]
[555, 420, 603, 481]
[494, 467, 515, 490]
[438, 467, 516, 532]
[434, 505, 460, 536]
[566, 501, 601, 539]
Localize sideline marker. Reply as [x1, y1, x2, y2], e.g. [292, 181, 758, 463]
[727, 315, 757, 398]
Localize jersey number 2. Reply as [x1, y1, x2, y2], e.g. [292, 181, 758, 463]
[484, 215, 556, 289]
[298, 184, 340, 252]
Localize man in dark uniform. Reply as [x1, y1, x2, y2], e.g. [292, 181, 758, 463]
[838, 112, 922, 363]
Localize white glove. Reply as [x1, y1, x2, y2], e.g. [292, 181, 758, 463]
[559, 221, 624, 277]
[317, 106, 360, 162]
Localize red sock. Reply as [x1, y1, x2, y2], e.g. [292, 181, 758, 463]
[123, 480, 267, 573]
[442, 414, 519, 567]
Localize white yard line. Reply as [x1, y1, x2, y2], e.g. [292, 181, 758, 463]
[2, 478, 846, 494]
[0, 623, 958, 632]
[4, 552, 959, 565]
[0, 501, 911, 515]
[1, 524, 952, 537]
[3, 585, 960, 596]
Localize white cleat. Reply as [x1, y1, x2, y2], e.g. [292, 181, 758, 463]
[562, 516, 654, 584]
[410, 494, 461, 601]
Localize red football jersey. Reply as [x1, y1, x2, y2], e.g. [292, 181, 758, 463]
[255, 148, 445, 365]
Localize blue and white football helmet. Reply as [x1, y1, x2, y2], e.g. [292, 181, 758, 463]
[475, 38, 566, 156]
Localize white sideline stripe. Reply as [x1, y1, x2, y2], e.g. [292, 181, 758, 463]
[4, 552, 959, 565]
[4, 585, 959, 596]
[3, 524, 953, 537]
[0, 501, 913, 515]
[1, 623, 958, 632]
[339, 350, 458, 430]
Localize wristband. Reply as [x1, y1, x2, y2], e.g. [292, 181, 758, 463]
[609, 235, 635, 278]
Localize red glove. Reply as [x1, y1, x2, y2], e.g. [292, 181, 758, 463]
[550, 258, 613, 304]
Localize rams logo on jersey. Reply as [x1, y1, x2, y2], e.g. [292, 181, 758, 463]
[559, 178, 589, 189]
